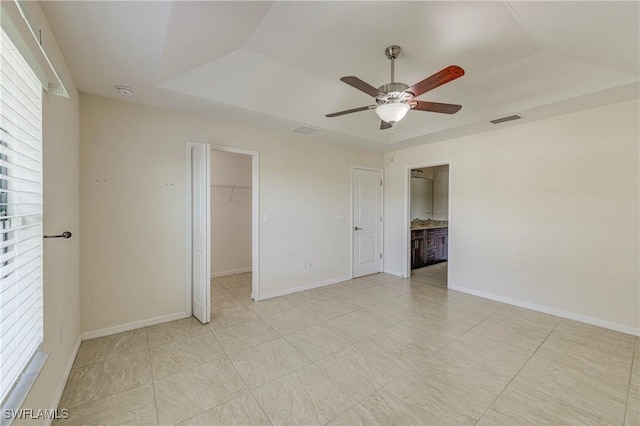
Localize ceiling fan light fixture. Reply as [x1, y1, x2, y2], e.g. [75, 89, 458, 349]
[375, 103, 410, 124]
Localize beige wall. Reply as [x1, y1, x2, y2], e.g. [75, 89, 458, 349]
[211, 150, 252, 276]
[384, 99, 640, 334]
[432, 165, 449, 220]
[79, 93, 382, 333]
[14, 3, 81, 418]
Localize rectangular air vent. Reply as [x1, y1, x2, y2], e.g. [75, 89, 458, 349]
[490, 114, 522, 125]
[293, 126, 322, 135]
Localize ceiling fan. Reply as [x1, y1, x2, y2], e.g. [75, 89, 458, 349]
[326, 45, 465, 130]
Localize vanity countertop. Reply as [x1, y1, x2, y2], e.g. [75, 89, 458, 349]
[411, 225, 448, 230]
[411, 219, 448, 230]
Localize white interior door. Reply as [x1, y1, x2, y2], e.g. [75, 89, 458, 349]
[191, 143, 210, 323]
[353, 168, 383, 278]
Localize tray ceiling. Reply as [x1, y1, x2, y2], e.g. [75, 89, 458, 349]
[42, 1, 639, 151]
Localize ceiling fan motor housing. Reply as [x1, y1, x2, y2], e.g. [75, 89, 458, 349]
[377, 82, 412, 105]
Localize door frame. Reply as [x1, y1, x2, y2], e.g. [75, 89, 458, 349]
[186, 143, 261, 318]
[404, 160, 453, 279]
[350, 165, 384, 278]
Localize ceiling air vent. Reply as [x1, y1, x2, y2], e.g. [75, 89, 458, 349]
[293, 126, 322, 135]
[490, 114, 522, 125]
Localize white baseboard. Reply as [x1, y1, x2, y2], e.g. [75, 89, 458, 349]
[383, 269, 407, 278]
[449, 285, 640, 337]
[81, 312, 190, 340]
[211, 267, 252, 278]
[45, 335, 81, 425]
[259, 275, 352, 301]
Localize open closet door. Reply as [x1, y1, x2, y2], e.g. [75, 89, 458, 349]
[191, 143, 210, 323]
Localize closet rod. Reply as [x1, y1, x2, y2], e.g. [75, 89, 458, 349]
[211, 184, 252, 189]
[211, 184, 251, 203]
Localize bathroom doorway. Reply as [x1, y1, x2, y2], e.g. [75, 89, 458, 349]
[407, 162, 450, 288]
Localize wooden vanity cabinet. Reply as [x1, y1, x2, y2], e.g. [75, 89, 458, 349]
[411, 230, 426, 269]
[436, 231, 448, 261]
[411, 227, 448, 269]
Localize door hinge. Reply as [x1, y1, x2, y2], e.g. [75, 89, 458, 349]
[380, 216, 382, 222]
[380, 253, 383, 259]
[380, 180, 383, 186]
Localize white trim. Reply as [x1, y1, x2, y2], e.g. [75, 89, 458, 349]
[207, 145, 261, 302]
[185, 143, 195, 317]
[80, 312, 189, 341]
[45, 336, 81, 425]
[351, 165, 384, 279]
[449, 285, 640, 337]
[404, 160, 453, 278]
[259, 275, 352, 300]
[383, 269, 406, 277]
[211, 267, 252, 278]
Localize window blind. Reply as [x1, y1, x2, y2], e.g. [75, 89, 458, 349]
[0, 25, 43, 407]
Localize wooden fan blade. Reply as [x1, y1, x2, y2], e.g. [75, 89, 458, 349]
[407, 65, 465, 98]
[412, 100, 462, 114]
[340, 76, 385, 98]
[325, 105, 376, 118]
[380, 120, 393, 130]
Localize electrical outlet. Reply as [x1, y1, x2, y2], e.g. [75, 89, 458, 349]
[507, 271, 515, 280]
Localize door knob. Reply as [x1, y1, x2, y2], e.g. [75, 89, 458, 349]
[354, 227, 363, 231]
[44, 231, 72, 239]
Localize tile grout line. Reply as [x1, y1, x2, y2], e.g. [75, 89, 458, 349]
[144, 326, 160, 426]
[419, 302, 507, 359]
[622, 339, 637, 426]
[473, 317, 562, 425]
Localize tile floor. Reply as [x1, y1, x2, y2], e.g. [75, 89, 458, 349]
[56, 264, 640, 425]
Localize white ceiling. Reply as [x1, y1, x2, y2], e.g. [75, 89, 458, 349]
[41, 1, 639, 152]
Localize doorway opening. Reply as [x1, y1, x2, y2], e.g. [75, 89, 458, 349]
[210, 150, 254, 307]
[406, 162, 450, 288]
[186, 143, 260, 324]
